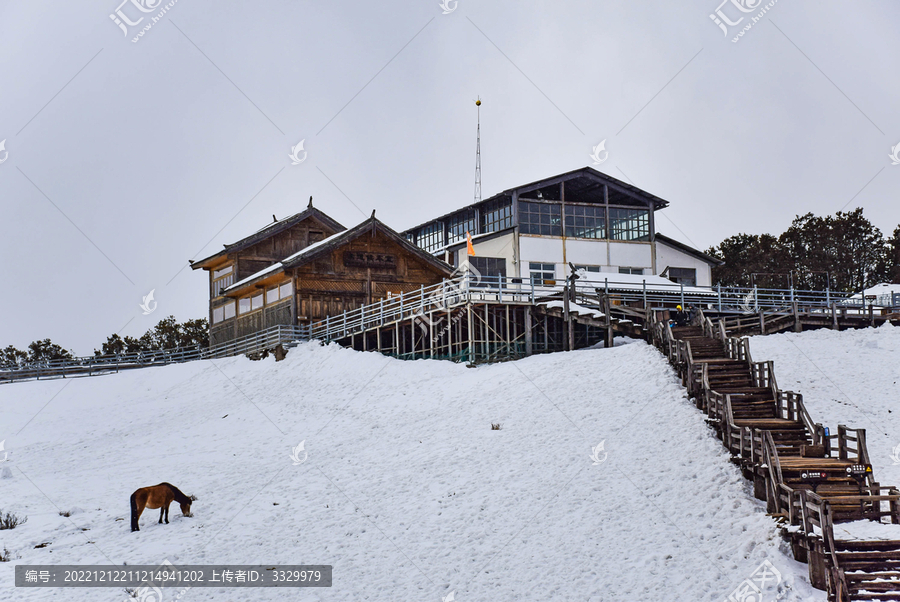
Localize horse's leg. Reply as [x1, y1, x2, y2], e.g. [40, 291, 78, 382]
[164, 502, 169, 524]
[159, 506, 164, 524]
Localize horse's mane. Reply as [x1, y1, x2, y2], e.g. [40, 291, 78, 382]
[161, 482, 191, 504]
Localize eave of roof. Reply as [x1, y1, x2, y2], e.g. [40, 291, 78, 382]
[282, 217, 454, 275]
[655, 233, 723, 266]
[439, 227, 516, 254]
[223, 216, 454, 296]
[191, 206, 345, 270]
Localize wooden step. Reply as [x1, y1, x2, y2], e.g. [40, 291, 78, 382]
[838, 541, 900, 552]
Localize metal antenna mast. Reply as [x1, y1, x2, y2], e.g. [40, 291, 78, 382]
[474, 97, 482, 204]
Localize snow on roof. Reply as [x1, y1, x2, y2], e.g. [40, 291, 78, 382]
[224, 262, 283, 292]
[540, 300, 605, 320]
[223, 230, 346, 293]
[573, 269, 714, 295]
[848, 282, 900, 307]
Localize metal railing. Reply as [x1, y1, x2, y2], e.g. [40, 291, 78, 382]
[2, 275, 888, 384]
[0, 324, 310, 384]
[574, 278, 871, 313]
[307, 274, 536, 342]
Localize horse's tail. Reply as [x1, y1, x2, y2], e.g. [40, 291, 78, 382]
[130, 491, 139, 531]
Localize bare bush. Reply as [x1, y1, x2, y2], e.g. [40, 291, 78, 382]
[0, 510, 27, 530]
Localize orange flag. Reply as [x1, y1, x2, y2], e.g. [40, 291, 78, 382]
[466, 231, 476, 256]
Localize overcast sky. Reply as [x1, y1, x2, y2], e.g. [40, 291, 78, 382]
[1, 0, 898, 355]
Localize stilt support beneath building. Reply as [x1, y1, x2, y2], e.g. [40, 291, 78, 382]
[340, 300, 613, 364]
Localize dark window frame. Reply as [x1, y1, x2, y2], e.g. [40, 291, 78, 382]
[608, 207, 650, 241]
[518, 200, 562, 236]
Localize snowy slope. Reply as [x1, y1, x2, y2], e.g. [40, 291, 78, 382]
[0, 340, 821, 602]
[750, 324, 900, 498]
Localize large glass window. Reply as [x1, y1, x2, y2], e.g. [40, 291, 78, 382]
[266, 287, 279, 304]
[416, 222, 444, 253]
[447, 209, 476, 245]
[518, 201, 561, 236]
[251, 293, 264, 311]
[279, 281, 293, 299]
[619, 267, 645, 275]
[564, 204, 606, 239]
[223, 302, 235, 320]
[608, 208, 650, 241]
[238, 297, 252, 314]
[480, 197, 512, 233]
[212, 306, 225, 324]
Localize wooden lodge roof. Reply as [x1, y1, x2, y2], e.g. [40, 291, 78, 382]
[190, 204, 345, 270]
[222, 215, 454, 296]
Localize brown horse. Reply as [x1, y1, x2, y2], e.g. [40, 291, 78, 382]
[130, 483, 196, 532]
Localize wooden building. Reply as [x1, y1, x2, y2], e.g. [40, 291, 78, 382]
[191, 202, 346, 346]
[192, 207, 453, 347]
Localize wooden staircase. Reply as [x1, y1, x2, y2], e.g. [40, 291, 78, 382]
[670, 325, 812, 464]
[653, 313, 900, 602]
[838, 538, 900, 600]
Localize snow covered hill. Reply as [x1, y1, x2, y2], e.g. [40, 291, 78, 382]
[750, 323, 900, 507]
[0, 339, 822, 601]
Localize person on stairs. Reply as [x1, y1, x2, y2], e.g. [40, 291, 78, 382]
[673, 304, 689, 327]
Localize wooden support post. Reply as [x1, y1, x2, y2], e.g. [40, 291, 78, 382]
[870, 303, 875, 327]
[568, 317, 575, 351]
[376, 326, 381, 352]
[605, 296, 613, 348]
[484, 303, 489, 358]
[505, 305, 511, 355]
[758, 310, 766, 335]
[467, 303, 474, 364]
[793, 301, 801, 333]
[563, 284, 572, 352]
[831, 302, 838, 330]
[525, 306, 533, 356]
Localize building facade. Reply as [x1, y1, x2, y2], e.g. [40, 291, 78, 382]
[401, 167, 720, 287]
[192, 206, 453, 347]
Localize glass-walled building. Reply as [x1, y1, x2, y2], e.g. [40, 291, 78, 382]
[402, 167, 719, 287]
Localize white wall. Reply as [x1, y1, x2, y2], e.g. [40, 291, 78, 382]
[519, 235, 656, 278]
[562, 239, 609, 268]
[518, 235, 565, 278]
[464, 233, 712, 285]
[608, 242, 652, 271]
[654, 241, 713, 286]
[456, 232, 517, 275]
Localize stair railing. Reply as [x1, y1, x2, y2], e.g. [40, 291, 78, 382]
[717, 319, 728, 342]
[799, 490, 849, 600]
[763, 431, 786, 516]
[775, 390, 821, 446]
